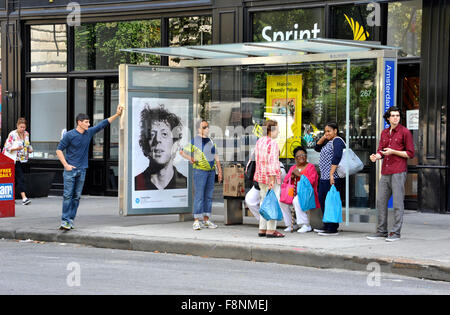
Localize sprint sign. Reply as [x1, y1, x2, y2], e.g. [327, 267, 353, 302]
[0, 153, 15, 218]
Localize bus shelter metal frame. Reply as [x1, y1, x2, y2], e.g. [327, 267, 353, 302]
[122, 39, 399, 225]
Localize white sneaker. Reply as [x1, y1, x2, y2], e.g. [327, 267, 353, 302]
[202, 220, 218, 229]
[318, 231, 339, 236]
[193, 221, 202, 230]
[297, 225, 312, 233]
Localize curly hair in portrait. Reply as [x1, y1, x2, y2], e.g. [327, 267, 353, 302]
[139, 106, 183, 158]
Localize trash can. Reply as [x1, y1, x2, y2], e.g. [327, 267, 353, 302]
[0, 153, 15, 218]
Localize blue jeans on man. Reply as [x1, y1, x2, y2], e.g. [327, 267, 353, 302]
[61, 168, 86, 226]
[193, 169, 215, 219]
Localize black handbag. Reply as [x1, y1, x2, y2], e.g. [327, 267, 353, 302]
[245, 160, 256, 184]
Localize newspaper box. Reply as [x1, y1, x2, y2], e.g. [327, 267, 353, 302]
[0, 153, 15, 218]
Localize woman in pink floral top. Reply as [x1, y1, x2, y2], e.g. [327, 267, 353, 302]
[254, 119, 284, 238]
[2, 118, 33, 205]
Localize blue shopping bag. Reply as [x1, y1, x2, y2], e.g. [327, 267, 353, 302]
[259, 189, 283, 221]
[297, 175, 316, 211]
[322, 185, 343, 223]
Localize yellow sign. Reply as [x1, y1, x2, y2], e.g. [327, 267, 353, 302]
[266, 74, 302, 158]
[0, 168, 12, 178]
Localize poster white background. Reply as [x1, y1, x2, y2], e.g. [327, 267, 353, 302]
[131, 97, 190, 209]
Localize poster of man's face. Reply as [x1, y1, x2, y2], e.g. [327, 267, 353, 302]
[132, 97, 189, 209]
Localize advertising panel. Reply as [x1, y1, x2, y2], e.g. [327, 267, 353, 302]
[119, 65, 193, 216]
[131, 97, 190, 210]
[265, 74, 302, 158]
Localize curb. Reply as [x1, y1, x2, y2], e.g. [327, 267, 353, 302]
[1, 228, 450, 282]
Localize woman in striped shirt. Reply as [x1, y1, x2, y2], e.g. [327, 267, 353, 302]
[254, 119, 284, 238]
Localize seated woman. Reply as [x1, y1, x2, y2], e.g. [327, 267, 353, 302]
[280, 146, 320, 233]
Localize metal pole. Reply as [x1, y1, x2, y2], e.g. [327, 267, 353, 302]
[346, 58, 350, 226]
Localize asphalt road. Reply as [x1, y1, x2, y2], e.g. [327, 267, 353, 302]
[1, 239, 449, 295]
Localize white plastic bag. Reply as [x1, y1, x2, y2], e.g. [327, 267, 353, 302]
[337, 148, 364, 178]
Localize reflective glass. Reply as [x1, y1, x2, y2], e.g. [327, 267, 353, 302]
[252, 8, 325, 42]
[74, 20, 161, 70]
[93, 80, 104, 159]
[197, 60, 378, 208]
[74, 79, 87, 126]
[388, 0, 422, 57]
[30, 24, 67, 72]
[30, 78, 67, 159]
[169, 16, 212, 66]
[110, 82, 119, 160]
[331, 4, 381, 42]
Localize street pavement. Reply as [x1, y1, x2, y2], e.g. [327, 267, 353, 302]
[1, 195, 450, 282]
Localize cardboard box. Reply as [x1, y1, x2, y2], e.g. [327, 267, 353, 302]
[223, 164, 245, 197]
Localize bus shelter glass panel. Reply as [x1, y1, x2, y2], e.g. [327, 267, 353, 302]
[285, 61, 378, 208]
[197, 60, 377, 210]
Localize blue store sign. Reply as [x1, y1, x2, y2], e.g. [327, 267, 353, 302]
[384, 59, 396, 129]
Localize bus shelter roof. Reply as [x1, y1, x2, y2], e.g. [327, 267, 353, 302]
[122, 38, 400, 67]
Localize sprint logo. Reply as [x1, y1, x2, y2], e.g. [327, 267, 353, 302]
[344, 14, 369, 41]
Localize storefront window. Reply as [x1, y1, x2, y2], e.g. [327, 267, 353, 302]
[331, 4, 381, 42]
[74, 19, 161, 70]
[252, 7, 325, 42]
[30, 24, 67, 72]
[30, 78, 67, 159]
[169, 16, 212, 66]
[387, 0, 422, 57]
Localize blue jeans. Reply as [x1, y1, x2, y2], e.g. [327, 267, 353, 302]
[193, 169, 215, 219]
[61, 169, 86, 225]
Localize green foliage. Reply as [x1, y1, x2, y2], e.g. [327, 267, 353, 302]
[74, 20, 161, 70]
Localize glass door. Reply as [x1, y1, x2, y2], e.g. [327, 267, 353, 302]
[72, 76, 118, 195]
[107, 81, 119, 193]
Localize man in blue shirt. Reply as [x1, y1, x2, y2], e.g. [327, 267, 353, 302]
[56, 105, 123, 230]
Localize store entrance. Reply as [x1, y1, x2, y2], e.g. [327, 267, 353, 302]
[72, 76, 119, 196]
[397, 62, 420, 210]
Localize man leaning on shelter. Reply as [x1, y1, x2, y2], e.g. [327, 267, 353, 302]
[367, 106, 415, 242]
[56, 105, 123, 230]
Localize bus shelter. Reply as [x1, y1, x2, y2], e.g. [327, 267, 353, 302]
[119, 38, 399, 227]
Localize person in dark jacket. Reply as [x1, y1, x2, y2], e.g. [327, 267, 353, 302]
[314, 122, 345, 236]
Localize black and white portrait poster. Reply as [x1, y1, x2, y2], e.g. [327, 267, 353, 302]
[131, 97, 190, 209]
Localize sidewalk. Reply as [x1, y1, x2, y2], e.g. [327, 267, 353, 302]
[1, 196, 450, 282]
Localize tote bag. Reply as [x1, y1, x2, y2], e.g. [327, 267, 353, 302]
[297, 175, 316, 211]
[332, 137, 364, 178]
[322, 185, 343, 223]
[337, 148, 364, 178]
[259, 189, 283, 221]
[280, 177, 295, 204]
